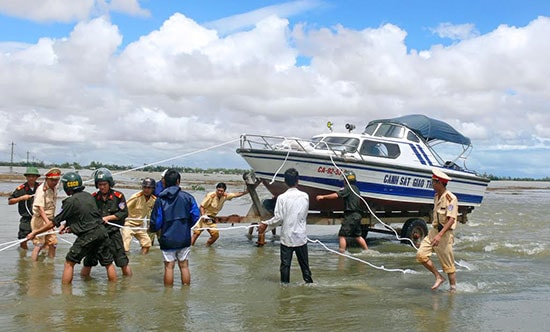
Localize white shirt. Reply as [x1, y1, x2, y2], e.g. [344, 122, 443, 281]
[262, 187, 309, 247]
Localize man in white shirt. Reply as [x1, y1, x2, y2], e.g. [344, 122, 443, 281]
[257, 168, 313, 284]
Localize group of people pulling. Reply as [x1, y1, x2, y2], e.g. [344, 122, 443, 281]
[9, 165, 459, 291]
[9, 167, 248, 286]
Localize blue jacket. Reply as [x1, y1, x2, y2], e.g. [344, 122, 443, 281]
[154, 181, 165, 197]
[149, 185, 200, 250]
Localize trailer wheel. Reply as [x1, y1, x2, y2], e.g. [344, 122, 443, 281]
[401, 218, 428, 247]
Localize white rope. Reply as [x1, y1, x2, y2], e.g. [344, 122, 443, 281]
[317, 140, 419, 249]
[0, 239, 27, 252]
[58, 237, 74, 245]
[80, 138, 241, 184]
[105, 221, 147, 231]
[0, 238, 26, 247]
[269, 150, 291, 184]
[192, 225, 257, 231]
[24, 194, 35, 216]
[35, 229, 59, 237]
[115, 139, 241, 177]
[126, 217, 149, 222]
[125, 217, 149, 229]
[307, 238, 417, 274]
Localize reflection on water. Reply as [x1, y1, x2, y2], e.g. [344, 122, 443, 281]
[0, 185, 549, 330]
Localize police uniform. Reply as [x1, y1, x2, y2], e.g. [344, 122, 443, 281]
[83, 189, 129, 268]
[31, 181, 59, 247]
[54, 190, 113, 266]
[416, 169, 459, 274]
[122, 191, 156, 251]
[9, 181, 40, 239]
[193, 191, 240, 237]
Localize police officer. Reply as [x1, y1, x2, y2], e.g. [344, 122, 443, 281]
[82, 168, 132, 278]
[123, 177, 156, 254]
[27, 172, 116, 284]
[416, 169, 459, 292]
[8, 166, 41, 250]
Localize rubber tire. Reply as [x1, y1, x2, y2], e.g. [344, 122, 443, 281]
[401, 218, 428, 247]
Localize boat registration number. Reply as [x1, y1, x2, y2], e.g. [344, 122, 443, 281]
[317, 166, 343, 175]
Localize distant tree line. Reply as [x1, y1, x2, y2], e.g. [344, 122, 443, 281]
[0, 161, 249, 175]
[1, 161, 548, 180]
[481, 173, 550, 181]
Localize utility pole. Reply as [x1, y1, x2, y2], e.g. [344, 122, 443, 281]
[27, 151, 29, 165]
[10, 141, 14, 173]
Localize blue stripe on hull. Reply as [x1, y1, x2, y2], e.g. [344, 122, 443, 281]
[256, 171, 485, 205]
[416, 145, 434, 166]
[409, 144, 426, 165]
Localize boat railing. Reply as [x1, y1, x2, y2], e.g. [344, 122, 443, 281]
[239, 134, 360, 159]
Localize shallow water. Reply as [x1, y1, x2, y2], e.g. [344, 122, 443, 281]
[0, 182, 549, 331]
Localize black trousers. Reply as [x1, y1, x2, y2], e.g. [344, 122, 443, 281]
[280, 243, 313, 284]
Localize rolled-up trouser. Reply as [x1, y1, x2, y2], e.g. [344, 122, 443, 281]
[416, 228, 456, 274]
[121, 227, 152, 251]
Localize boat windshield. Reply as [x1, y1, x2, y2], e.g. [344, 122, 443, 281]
[364, 123, 378, 136]
[373, 124, 406, 139]
[315, 137, 360, 152]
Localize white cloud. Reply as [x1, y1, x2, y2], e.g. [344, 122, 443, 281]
[0, 0, 149, 22]
[108, 0, 150, 17]
[1, 9, 550, 177]
[0, 0, 94, 22]
[430, 22, 480, 41]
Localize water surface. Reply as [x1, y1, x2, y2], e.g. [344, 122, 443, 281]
[0, 182, 549, 331]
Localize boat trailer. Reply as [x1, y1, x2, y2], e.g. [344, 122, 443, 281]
[212, 172, 470, 247]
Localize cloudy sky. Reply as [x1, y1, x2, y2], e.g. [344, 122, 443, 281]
[0, 0, 549, 178]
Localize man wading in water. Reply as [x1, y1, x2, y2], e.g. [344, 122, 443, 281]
[416, 169, 459, 292]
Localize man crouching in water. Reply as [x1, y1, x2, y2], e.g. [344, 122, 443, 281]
[27, 172, 116, 284]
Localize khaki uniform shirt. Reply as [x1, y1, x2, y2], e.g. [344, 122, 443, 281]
[126, 191, 157, 227]
[432, 189, 458, 230]
[201, 191, 239, 217]
[32, 183, 57, 220]
[31, 183, 58, 245]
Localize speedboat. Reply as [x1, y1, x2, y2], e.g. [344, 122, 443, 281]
[237, 114, 490, 243]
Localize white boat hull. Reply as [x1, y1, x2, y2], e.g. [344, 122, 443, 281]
[238, 149, 489, 213]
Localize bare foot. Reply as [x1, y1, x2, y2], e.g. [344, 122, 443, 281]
[431, 277, 446, 290]
[449, 285, 457, 293]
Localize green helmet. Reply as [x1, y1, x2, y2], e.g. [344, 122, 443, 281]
[61, 172, 85, 195]
[94, 168, 115, 188]
[344, 170, 356, 183]
[24, 166, 40, 176]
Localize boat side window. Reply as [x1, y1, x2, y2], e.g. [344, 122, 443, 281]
[359, 140, 401, 158]
[406, 131, 420, 142]
[315, 137, 359, 152]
